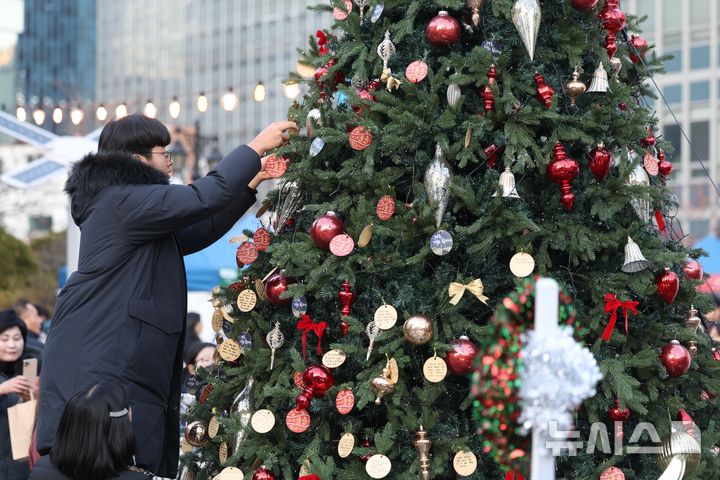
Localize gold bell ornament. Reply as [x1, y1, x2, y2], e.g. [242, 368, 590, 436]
[587, 61, 609, 93]
[492, 166, 521, 198]
[621, 236, 651, 273]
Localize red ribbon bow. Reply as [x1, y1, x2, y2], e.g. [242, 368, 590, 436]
[296, 314, 327, 361]
[316, 30, 329, 55]
[601, 293, 639, 342]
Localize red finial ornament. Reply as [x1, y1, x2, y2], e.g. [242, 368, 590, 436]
[546, 142, 580, 211]
[656, 267, 679, 304]
[604, 32, 618, 58]
[588, 143, 612, 181]
[657, 150, 672, 177]
[608, 399, 631, 445]
[338, 280, 354, 337]
[534, 73, 554, 109]
[598, 0, 627, 33]
[482, 65, 496, 112]
[629, 34, 649, 64]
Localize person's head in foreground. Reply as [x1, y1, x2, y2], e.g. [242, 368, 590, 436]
[98, 114, 173, 177]
[50, 382, 136, 480]
[0, 309, 27, 373]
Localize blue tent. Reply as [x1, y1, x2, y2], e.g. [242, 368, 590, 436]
[694, 234, 720, 275]
[58, 216, 260, 291]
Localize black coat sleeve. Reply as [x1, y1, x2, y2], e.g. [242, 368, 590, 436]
[175, 185, 258, 255]
[114, 145, 260, 244]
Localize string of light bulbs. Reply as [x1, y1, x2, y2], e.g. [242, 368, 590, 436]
[12, 73, 309, 127]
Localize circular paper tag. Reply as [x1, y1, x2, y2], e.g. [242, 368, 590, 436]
[349, 126, 373, 151]
[236, 289, 257, 312]
[212, 309, 224, 332]
[406, 60, 429, 83]
[423, 356, 448, 383]
[253, 227, 271, 251]
[286, 408, 311, 433]
[330, 234, 355, 257]
[292, 296, 308, 318]
[322, 349, 347, 368]
[453, 450, 478, 476]
[255, 279, 268, 302]
[388, 358, 399, 384]
[294, 371, 307, 390]
[643, 152, 659, 176]
[430, 230, 453, 256]
[218, 442, 228, 464]
[236, 242, 259, 266]
[333, 0, 352, 20]
[510, 252, 535, 277]
[251, 409, 276, 434]
[218, 339, 241, 362]
[265, 155, 288, 178]
[335, 388, 355, 415]
[338, 432, 355, 458]
[366, 454, 392, 479]
[374, 305, 398, 330]
[376, 195, 395, 221]
[208, 416, 220, 439]
[214, 467, 244, 480]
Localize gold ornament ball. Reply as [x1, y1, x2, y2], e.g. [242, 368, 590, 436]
[403, 315, 433, 345]
[657, 431, 701, 474]
[184, 421, 209, 447]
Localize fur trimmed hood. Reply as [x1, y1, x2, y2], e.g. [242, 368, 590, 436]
[66, 151, 169, 224]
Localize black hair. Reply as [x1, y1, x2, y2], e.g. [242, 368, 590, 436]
[184, 341, 215, 367]
[0, 309, 28, 377]
[50, 382, 136, 480]
[97, 114, 171, 154]
[34, 304, 50, 319]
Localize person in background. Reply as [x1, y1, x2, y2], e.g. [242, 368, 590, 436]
[183, 312, 202, 357]
[30, 382, 149, 479]
[0, 309, 40, 480]
[34, 305, 51, 344]
[184, 342, 216, 378]
[37, 114, 297, 478]
[12, 300, 44, 352]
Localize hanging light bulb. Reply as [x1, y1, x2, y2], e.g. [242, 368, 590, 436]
[32, 106, 46, 125]
[52, 106, 63, 124]
[70, 105, 85, 125]
[143, 99, 157, 118]
[221, 88, 238, 111]
[284, 82, 301, 99]
[196, 92, 209, 112]
[253, 82, 266, 102]
[169, 96, 181, 119]
[16, 105, 27, 122]
[96, 104, 108, 122]
[115, 103, 128, 119]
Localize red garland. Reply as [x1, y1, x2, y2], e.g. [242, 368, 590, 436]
[316, 30, 329, 55]
[296, 314, 327, 361]
[601, 293, 639, 341]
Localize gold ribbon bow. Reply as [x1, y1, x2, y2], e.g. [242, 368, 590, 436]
[448, 279, 489, 305]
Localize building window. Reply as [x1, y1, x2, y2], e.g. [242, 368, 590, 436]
[690, 45, 710, 69]
[663, 84, 682, 103]
[690, 184, 710, 208]
[689, 219, 710, 238]
[690, 81, 709, 101]
[663, 124, 682, 159]
[664, 49, 682, 72]
[690, 0, 711, 26]
[662, 0, 682, 31]
[690, 121, 709, 160]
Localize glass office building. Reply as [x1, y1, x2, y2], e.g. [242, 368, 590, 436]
[626, 0, 719, 242]
[95, 0, 328, 155]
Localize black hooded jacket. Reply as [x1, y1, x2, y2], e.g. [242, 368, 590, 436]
[36, 145, 260, 477]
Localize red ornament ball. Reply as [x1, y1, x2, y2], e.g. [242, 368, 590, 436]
[303, 365, 335, 397]
[310, 212, 344, 250]
[660, 340, 691, 377]
[571, 0, 599, 10]
[295, 392, 312, 411]
[656, 267, 679, 304]
[683, 259, 704, 280]
[426, 11, 461, 47]
[588, 144, 612, 181]
[445, 336, 478, 375]
[252, 467, 276, 480]
[353, 89, 377, 113]
[629, 35, 649, 64]
[600, 7, 627, 33]
[618, 102, 627, 111]
[608, 400, 630, 422]
[265, 273, 294, 306]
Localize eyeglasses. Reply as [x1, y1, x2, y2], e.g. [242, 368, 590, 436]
[140, 151, 172, 160]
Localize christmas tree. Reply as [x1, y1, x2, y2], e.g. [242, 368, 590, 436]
[181, 1, 720, 479]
